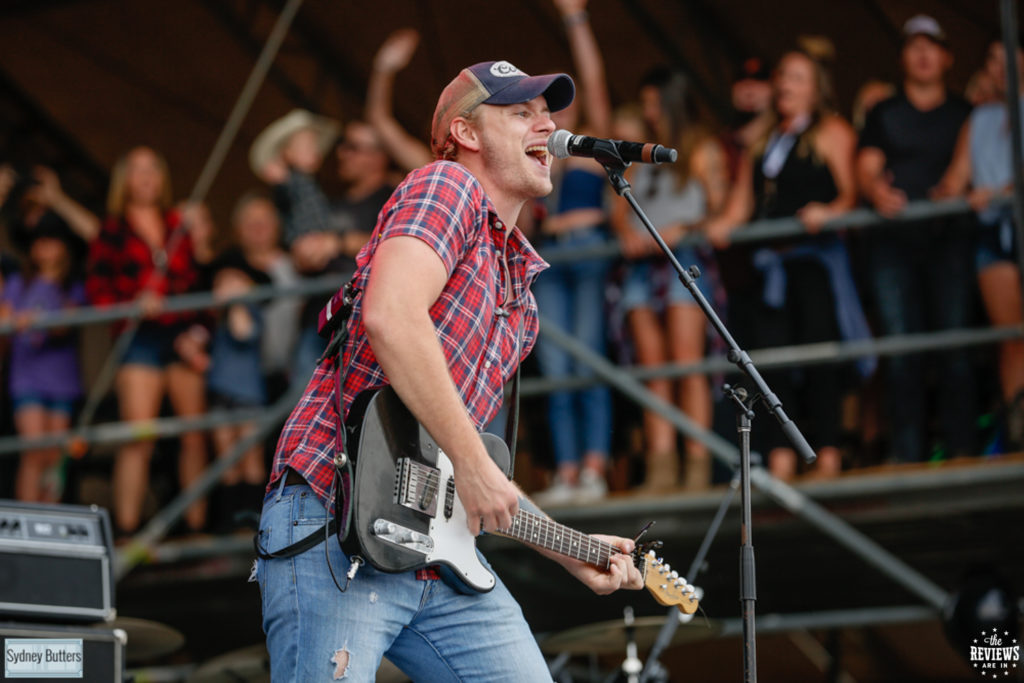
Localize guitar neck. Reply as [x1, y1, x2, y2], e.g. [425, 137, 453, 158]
[496, 509, 616, 569]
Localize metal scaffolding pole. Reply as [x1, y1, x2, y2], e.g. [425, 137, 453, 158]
[538, 316, 950, 610]
[1000, 0, 1024, 305]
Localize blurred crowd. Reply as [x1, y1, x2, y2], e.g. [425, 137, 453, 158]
[0, 2, 1022, 534]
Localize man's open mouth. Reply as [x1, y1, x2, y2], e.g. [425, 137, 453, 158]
[525, 144, 550, 167]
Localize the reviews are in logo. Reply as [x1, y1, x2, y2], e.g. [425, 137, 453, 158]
[970, 629, 1020, 677]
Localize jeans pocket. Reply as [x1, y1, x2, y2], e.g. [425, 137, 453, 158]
[295, 490, 329, 527]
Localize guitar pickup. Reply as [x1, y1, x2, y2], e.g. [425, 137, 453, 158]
[395, 458, 440, 517]
[443, 477, 455, 519]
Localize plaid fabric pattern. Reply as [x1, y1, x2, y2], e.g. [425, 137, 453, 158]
[269, 161, 548, 512]
[85, 210, 202, 331]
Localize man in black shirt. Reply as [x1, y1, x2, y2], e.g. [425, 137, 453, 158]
[856, 14, 976, 463]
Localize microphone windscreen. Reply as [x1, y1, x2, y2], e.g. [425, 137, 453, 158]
[547, 129, 573, 159]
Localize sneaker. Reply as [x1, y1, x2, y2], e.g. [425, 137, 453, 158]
[532, 476, 577, 507]
[576, 468, 608, 502]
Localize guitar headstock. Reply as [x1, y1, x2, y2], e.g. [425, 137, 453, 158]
[636, 550, 700, 615]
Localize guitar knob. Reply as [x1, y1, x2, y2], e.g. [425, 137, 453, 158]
[669, 570, 678, 580]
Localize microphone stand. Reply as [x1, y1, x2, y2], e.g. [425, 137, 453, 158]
[595, 145, 817, 683]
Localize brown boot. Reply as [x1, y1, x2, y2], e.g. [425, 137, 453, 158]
[640, 451, 679, 492]
[682, 453, 711, 492]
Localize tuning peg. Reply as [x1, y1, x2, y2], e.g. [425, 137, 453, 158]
[669, 570, 678, 579]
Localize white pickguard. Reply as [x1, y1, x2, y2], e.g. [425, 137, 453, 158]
[425, 449, 496, 592]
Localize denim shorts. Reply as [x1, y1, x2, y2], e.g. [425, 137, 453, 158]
[977, 220, 1018, 272]
[621, 245, 713, 312]
[11, 394, 76, 417]
[121, 324, 183, 368]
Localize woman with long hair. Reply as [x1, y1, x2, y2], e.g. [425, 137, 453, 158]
[610, 67, 729, 492]
[707, 45, 865, 480]
[87, 146, 209, 536]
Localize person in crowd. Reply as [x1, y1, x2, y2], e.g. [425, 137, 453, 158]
[707, 42, 868, 481]
[610, 66, 729, 492]
[530, 0, 614, 505]
[965, 43, 1004, 106]
[934, 39, 1024, 449]
[205, 192, 299, 531]
[365, 28, 434, 173]
[257, 59, 642, 681]
[725, 57, 775, 168]
[250, 109, 341, 378]
[6, 165, 100, 248]
[206, 260, 269, 532]
[0, 222, 86, 502]
[237, 192, 301, 394]
[856, 15, 976, 463]
[330, 121, 393, 249]
[86, 146, 209, 536]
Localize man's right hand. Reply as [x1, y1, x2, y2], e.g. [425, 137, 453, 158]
[868, 174, 907, 217]
[455, 448, 520, 536]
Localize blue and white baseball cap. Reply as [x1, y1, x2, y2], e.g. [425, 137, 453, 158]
[431, 60, 575, 158]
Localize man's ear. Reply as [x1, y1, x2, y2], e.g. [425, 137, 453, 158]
[450, 115, 481, 154]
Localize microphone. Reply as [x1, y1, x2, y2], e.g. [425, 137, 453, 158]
[547, 129, 678, 165]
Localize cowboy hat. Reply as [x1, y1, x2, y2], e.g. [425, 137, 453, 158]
[248, 109, 340, 176]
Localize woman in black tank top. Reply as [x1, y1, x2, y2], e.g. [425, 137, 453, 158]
[706, 48, 860, 481]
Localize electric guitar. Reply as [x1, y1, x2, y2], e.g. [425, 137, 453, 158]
[346, 386, 700, 614]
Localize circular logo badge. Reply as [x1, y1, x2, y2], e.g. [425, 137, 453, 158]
[489, 61, 525, 78]
[970, 629, 1020, 677]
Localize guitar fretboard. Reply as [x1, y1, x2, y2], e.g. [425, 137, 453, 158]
[498, 510, 614, 569]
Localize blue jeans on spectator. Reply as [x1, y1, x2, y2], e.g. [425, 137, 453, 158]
[257, 483, 553, 682]
[532, 228, 612, 466]
[866, 218, 977, 462]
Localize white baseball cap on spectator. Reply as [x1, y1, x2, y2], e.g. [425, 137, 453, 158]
[902, 14, 948, 47]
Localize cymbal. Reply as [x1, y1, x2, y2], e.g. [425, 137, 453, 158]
[540, 615, 721, 655]
[96, 617, 185, 663]
[187, 644, 409, 683]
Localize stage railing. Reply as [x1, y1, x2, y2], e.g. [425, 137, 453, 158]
[0, 196, 1011, 600]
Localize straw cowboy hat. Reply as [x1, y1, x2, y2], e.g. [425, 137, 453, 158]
[248, 109, 340, 176]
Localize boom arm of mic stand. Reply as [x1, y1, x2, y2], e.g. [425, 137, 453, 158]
[601, 160, 816, 466]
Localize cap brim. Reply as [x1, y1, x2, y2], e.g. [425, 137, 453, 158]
[903, 31, 948, 47]
[483, 73, 575, 112]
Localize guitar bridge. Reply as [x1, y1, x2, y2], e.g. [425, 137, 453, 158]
[395, 458, 441, 517]
[371, 519, 433, 554]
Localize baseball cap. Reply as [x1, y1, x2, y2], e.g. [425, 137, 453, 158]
[430, 60, 575, 158]
[903, 14, 947, 45]
[735, 57, 771, 83]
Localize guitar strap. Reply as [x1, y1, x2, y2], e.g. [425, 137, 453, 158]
[254, 281, 359, 562]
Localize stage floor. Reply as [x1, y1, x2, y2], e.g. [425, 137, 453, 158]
[116, 454, 1024, 681]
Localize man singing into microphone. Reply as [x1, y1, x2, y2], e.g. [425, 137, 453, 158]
[255, 60, 644, 682]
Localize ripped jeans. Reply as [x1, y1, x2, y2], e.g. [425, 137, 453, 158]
[256, 483, 554, 682]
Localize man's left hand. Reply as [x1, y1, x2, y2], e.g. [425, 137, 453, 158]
[559, 535, 644, 595]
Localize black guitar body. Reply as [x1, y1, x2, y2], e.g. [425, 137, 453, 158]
[347, 386, 511, 592]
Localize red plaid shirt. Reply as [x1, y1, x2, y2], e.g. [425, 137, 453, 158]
[86, 210, 203, 332]
[268, 161, 548, 512]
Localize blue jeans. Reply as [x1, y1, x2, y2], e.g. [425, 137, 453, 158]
[256, 483, 553, 682]
[533, 229, 612, 465]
